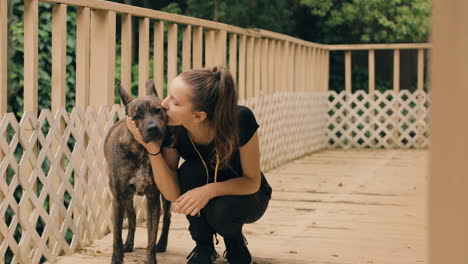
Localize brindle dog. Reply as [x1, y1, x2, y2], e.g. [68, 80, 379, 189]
[104, 80, 171, 264]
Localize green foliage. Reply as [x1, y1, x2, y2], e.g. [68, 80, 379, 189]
[8, 0, 77, 118]
[300, 0, 431, 44]
[183, 0, 296, 35]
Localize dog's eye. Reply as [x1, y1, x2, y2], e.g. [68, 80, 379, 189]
[151, 108, 161, 115]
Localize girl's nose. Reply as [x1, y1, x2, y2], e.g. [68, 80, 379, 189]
[161, 98, 168, 109]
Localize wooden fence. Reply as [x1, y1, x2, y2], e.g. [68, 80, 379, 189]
[0, 0, 431, 263]
[0, 0, 330, 263]
[326, 44, 431, 149]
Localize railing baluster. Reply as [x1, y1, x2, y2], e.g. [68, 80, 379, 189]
[120, 14, 132, 93]
[238, 35, 246, 100]
[393, 49, 400, 92]
[254, 37, 261, 97]
[89, 10, 116, 106]
[246, 36, 254, 98]
[418, 48, 424, 91]
[229, 33, 237, 85]
[76, 7, 91, 108]
[182, 25, 192, 72]
[324, 50, 330, 92]
[0, 0, 7, 118]
[167, 23, 178, 86]
[138, 17, 149, 97]
[154, 21, 164, 97]
[345, 51, 352, 93]
[267, 39, 274, 95]
[214, 30, 227, 66]
[261, 38, 268, 96]
[204, 30, 214, 67]
[24, 0, 39, 114]
[192, 26, 203, 69]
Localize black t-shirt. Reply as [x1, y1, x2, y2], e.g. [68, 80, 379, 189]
[163, 105, 259, 182]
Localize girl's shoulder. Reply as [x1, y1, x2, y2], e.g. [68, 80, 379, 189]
[237, 105, 259, 146]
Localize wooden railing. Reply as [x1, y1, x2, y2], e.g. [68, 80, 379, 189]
[0, 1, 331, 263]
[326, 44, 431, 149]
[0, 0, 431, 263]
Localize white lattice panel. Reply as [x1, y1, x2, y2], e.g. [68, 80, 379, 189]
[327, 90, 430, 149]
[240, 92, 329, 171]
[0, 106, 152, 263]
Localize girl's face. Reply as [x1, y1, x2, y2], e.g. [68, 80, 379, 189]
[161, 76, 199, 126]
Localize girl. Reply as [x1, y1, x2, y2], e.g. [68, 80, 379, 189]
[126, 66, 272, 264]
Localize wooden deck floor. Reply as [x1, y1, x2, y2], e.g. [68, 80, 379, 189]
[53, 149, 428, 264]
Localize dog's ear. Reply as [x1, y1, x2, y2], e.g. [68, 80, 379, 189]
[118, 82, 133, 106]
[145, 79, 159, 98]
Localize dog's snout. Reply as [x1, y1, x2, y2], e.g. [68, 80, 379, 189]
[147, 124, 160, 136]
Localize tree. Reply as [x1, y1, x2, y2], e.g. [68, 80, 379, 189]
[300, 0, 431, 44]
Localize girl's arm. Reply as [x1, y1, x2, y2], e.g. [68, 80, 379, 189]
[174, 131, 261, 215]
[126, 117, 181, 201]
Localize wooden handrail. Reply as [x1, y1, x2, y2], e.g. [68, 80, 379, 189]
[328, 43, 432, 50]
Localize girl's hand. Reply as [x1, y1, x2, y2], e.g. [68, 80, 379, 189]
[126, 116, 161, 153]
[173, 185, 214, 216]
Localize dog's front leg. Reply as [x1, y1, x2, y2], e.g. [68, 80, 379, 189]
[156, 197, 171, 252]
[112, 199, 125, 264]
[123, 197, 136, 252]
[146, 193, 161, 264]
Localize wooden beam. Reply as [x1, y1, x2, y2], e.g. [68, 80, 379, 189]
[429, 1, 468, 262]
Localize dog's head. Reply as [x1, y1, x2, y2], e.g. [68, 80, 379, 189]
[119, 80, 167, 144]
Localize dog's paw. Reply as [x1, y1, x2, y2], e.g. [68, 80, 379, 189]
[123, 242, 134, 252]
[111, 253, 124, 264]
[145, 255, 157, 264]
[155, 242, 167, 252]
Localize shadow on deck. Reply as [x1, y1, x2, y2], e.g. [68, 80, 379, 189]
[52, 149, 427, 264]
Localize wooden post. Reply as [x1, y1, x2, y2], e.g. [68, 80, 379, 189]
[0, 0, 7, 117]
[345, 51, 352, 93]
[120, 14, 132, 94]
[238, 35, 246, 100]
[24, 0, 39, 114]
[429, 1, 468, 262]
[192, 26, 203, 69]
[267, 40, 275, 95]
[52, 4, 67, 113]
[182, 25, 192, 72]
[392, 49, 400, 147]
[260, 38, 268, 96]
[229, 34, 237, 85]
[417, 49, 425, 91]
[138, 18, 149, 97]
[324, 50, 330, 92]
[368, 49, 376, 147]
[204, 30, 214, 67]
[246, 36, 254, 99]
[253, 37, 261, 97]
[214, 30, 227, 66]
[154, 21, 164, 97]
[393, 49, 400, 92]
[76, 7, 91, 109]
[89, 10, 116, 106]
[167, 24, 178, 86]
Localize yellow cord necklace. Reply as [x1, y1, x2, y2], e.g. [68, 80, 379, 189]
[188, 133, 220, 184]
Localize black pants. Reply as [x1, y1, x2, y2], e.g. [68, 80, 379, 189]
[178, 160, 272, 243]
